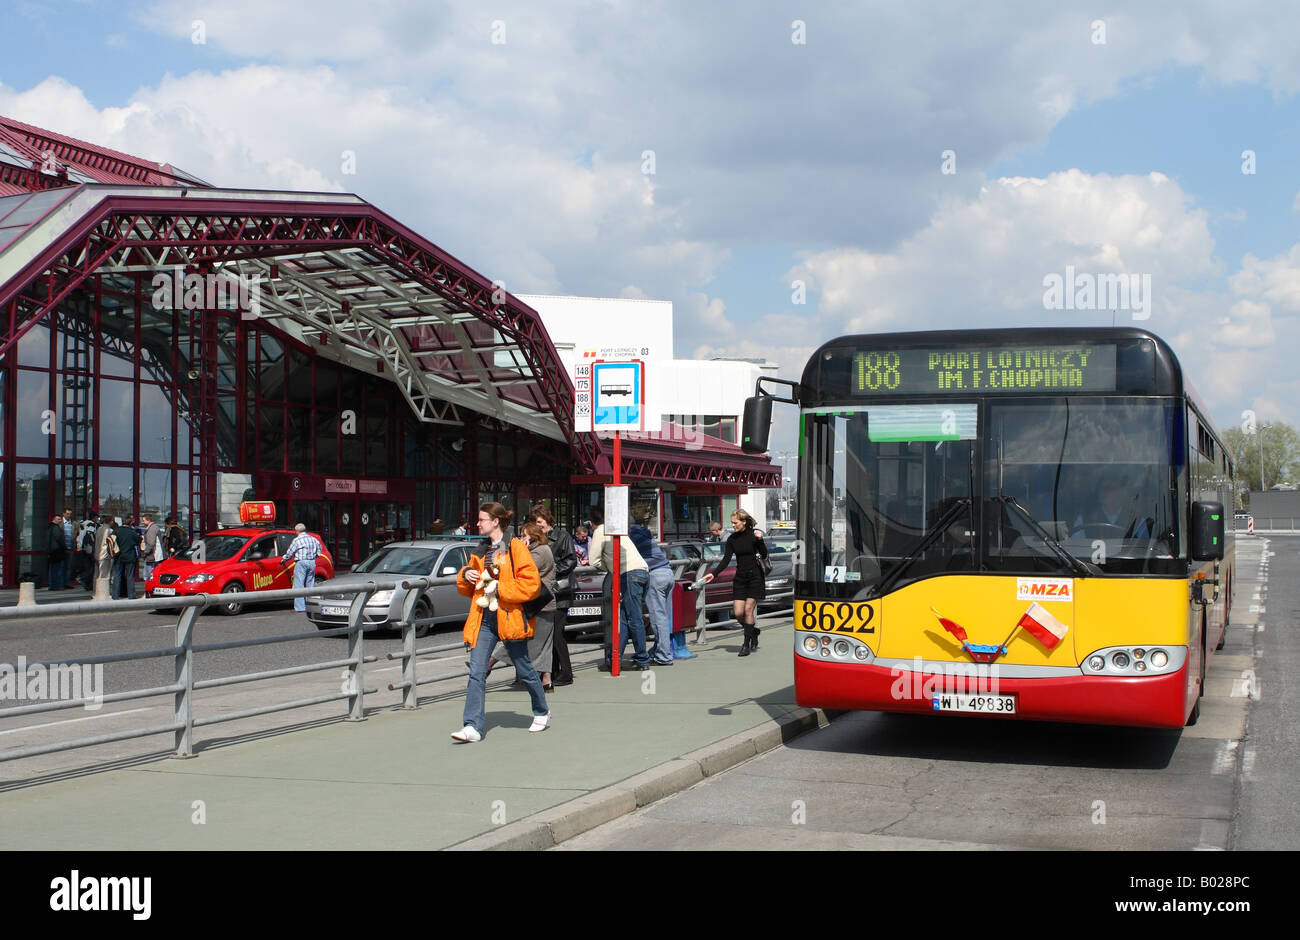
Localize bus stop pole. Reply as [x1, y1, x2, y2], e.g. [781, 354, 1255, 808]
[611, 431, 621, 677]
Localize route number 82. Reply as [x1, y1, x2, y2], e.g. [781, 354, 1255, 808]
[798, 602, 875, 634]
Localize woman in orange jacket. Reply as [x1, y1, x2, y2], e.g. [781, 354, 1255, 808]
[451, 503, 550, 742]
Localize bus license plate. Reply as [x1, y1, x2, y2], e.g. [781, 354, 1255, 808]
[321, 606, 349, 616]
[932, 694, 1017, 714]
[569, 606, 601, 616]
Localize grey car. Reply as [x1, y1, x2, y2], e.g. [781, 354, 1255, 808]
[304, 539, 480, 637]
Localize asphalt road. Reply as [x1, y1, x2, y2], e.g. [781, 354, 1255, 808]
[559, 537, 1283, 851]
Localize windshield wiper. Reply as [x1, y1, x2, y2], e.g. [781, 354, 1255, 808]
[996, 495, 1097, 577]
[866, 498, 971, 600]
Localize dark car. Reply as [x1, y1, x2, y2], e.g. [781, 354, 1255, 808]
[567, 538, 737, 631]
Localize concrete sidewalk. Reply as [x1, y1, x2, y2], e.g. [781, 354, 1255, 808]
[0, 620, 812, 850]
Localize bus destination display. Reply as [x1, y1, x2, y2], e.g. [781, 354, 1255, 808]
[852, 344, 1118, 395]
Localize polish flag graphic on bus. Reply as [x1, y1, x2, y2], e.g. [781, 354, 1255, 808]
[1017, 602, 1068, 650]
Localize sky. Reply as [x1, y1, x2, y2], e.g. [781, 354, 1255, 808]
[3, 0, 1299, 458]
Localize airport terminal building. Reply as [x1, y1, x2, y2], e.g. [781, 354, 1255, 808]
[0, 115, 779, 585]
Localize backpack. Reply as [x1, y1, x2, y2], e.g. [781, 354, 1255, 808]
[81, 524, 96, 554]
[106, 531, 119, 558]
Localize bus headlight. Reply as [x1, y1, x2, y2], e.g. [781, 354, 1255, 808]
[833, 640, 850, 657]
[802, 636, 818, 653]
[854, 647, 869, 661]
[1082, 646, 1185, 676]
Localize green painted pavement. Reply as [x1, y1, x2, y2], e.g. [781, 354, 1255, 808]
[0, 623, 797, 849]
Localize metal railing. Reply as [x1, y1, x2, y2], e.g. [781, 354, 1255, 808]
[0, 577, 412, 763]
[0, 559, 792, 764]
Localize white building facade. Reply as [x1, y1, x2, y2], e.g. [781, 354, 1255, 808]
[519, 294, 778, 536]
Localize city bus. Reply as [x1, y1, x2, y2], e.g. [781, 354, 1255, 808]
[742, 328, 1233, 728]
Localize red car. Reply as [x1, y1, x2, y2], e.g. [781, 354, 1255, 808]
[145, 528, 334, 615]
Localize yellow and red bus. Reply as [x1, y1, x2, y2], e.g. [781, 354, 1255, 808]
[743, 328, 1233, 727]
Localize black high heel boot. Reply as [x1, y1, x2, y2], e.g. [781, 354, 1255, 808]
[749, 623, 759, 652]
[737, 626, 753, 656]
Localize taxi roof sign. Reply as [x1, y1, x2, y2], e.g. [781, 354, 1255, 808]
[239, 501, 276, 524]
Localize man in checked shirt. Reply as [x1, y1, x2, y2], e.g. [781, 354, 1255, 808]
[281, 523, 322, 612]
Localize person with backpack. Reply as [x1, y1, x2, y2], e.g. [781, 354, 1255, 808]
[110, 516, 142, 600]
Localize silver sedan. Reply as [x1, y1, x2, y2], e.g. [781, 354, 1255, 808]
[304, 539, 480, 637]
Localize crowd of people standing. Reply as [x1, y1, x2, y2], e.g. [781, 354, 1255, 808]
[40, 509, 189, 599]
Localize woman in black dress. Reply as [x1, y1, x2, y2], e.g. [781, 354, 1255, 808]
[702, 510, 770, 656]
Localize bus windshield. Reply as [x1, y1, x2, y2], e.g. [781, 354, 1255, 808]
[800, 398, 1185, 594]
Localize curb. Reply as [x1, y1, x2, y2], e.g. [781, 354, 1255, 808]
[447, 706, 837, 851]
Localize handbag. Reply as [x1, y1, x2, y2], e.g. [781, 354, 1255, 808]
[759, 552, 773, 575]
[522, 581, 554, 620]
[507, 539, 553, 619]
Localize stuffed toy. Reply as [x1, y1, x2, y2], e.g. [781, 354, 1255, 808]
[475, 562, 502, 612]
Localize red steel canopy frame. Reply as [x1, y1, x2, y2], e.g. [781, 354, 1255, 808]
[0, 185, 606, 481]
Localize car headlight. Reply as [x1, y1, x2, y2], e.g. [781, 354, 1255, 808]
[184, 573, 215, 583]
[366, 590, 395, 606]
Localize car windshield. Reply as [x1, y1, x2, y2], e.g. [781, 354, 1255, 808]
[353, 547, 439, 575]
[179, 535, 249, 563]
[766, 537, 799, 554]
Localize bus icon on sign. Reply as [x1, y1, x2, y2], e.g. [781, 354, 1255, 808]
[603, 383, 632, 397]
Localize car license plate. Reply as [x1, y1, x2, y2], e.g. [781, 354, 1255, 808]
[152, 587, 176, 596]
[321, 605, 349, 616]
[569, 606, 601, 616]
[932, 694, 1016, 714]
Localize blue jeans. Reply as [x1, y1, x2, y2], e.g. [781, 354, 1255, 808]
[645, 565, 675, 663]
[110, 558, 135, 599]
[292, 561, 316, 612]
[603, 569, 650, 667]
[463, 612, 548, 734]
[48, 557, 67, 590]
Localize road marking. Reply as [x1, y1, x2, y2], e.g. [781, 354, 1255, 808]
[0, 706, 154, 736]
[1212, 739, 1238, 775]
[67, 630, 118, 637]
[1242, 747, 1256, 779]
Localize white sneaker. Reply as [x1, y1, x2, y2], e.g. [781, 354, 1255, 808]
[528, 713, 551, 733]
[451, 725, 482, 743]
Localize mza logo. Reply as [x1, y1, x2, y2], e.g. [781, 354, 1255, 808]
[1016, 578, 1073, 601]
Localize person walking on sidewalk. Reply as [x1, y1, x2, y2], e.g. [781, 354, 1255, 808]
[451, 503, 550, 743]
[701, 510, 769, 656]
[281, 523, 321, 612]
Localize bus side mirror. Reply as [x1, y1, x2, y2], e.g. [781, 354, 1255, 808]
[741, 395, 772, 454]
[1191, 500, 1225, 561]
